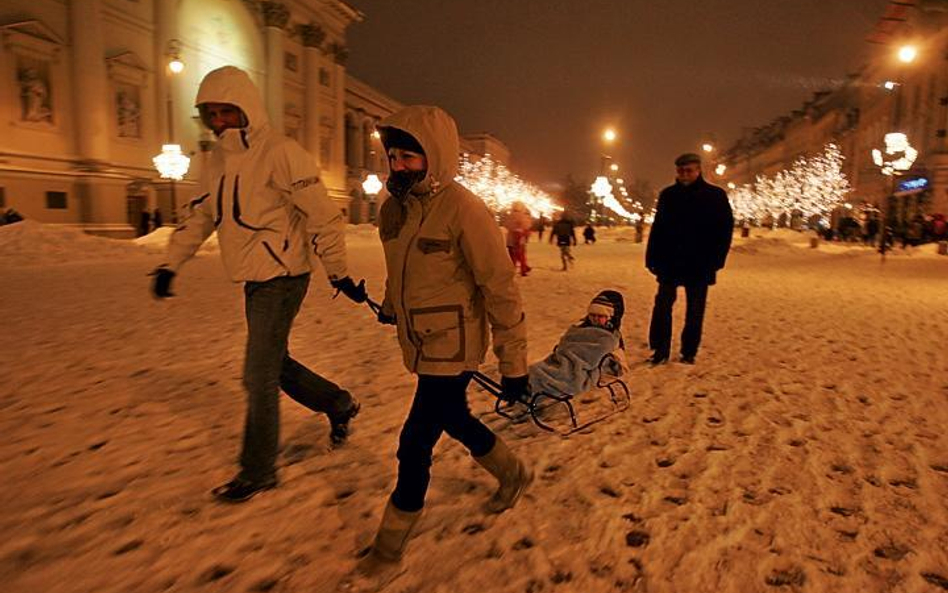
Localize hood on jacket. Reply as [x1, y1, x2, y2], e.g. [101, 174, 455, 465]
[194, 66, 269, 132]
[378, 105, 459, 192]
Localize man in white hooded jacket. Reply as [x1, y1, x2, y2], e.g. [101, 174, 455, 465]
[150, 66, 365, 503]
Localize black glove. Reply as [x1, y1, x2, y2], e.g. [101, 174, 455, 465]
[377, 309, 397, 325]
[331, 276, 367, 303]
[500, 375, 530, 404]
[150, 267, 175, 299]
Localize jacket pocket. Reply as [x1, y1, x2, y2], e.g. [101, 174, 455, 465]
[417, 237, 452, 254]
[409, 304, 465, 362]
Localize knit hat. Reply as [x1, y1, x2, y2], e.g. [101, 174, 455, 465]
[587, 295, 615, 319]
[378, 126, 425, 155]
[675, 153, 702, 167]
[587, 290, 625, 331]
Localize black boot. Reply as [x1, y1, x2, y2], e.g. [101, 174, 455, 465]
[212, 476, 277, 503]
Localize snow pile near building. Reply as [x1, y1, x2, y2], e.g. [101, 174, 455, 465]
[0, 220, 146, 266]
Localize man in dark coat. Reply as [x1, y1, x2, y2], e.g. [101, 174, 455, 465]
[645, 153, 733, 365]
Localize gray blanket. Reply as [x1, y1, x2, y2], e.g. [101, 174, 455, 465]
[528, 325, 622, 397]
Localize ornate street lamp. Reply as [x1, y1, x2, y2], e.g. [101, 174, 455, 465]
[362, 173, 382, 196]
[872, 132, 918, 176]
[153, 144, 191, 180]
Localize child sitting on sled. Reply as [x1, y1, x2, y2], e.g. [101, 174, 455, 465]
[527, 290, 627, 399]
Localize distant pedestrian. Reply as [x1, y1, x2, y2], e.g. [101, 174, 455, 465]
[534, 214, 547, 242]
[152, 207, 163, 230]
[864, 215, 880, 246]
[645, 153, 733, 365]
[583, 223, 596, 244]
[505, 201, 532, 276]
[549, 212, 577, 270]
[931, 213, 946, 240]
[137, 210, 151, 237]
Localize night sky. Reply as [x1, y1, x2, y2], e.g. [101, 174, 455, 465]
[345, 0, 892, 192]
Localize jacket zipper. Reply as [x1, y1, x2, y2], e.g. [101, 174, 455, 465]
[401, 199, 425, 370]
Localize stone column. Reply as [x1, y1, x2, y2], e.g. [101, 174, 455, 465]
[153, 0, 177, 150]
[329, 42, 349, 197]
[69, 0, 110, 165]
[262, 1, 289, 135]
[348, 110, 366, 171]
[300, 23, 326, 162]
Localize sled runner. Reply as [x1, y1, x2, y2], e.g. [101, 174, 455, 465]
[471, 355, 631, 437]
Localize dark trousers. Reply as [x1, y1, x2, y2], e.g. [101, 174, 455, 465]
[240, 274, 353, 483]
[648, 282, 709, 359]
[391, 373, 497, 512]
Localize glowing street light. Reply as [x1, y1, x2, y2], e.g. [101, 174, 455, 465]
[701, 142, 714, 153]
[872, 132, 918, 176]
[897, 44, 918, 64]
[727, 182, 736, 189]
[883, 80, 898, 91]
[715, 164, 727, 176]
[603, 128, 617, 144]
[609, 163, 619, 172]
[362, 173, 383, 196]
[153, 144, 190, 180]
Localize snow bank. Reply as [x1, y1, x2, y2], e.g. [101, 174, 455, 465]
[0, 220, 146, 266]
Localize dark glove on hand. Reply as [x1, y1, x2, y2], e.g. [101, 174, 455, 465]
[330, 276, 367, 303]
[150, 267, 175, 299]
[500, 375, 530, 404]
[377, 309, 397, 325]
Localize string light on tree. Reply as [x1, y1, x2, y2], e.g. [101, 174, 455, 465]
[728, 143, 851, 226]
[455, 153, 559, 217]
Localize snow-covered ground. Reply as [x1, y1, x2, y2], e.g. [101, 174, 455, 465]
[1, 222, 947, 593]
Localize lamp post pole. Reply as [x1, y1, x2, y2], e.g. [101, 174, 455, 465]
[152, 41, 189, 217]
[166, 41, 184, 223]
[878, 44, 918, 260]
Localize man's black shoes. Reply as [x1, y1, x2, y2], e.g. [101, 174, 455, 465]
[330, 399, 361, 447]
[212, 477, 277, 503]
[648, 353, 669, 366]
[679, 355, 696, 365]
